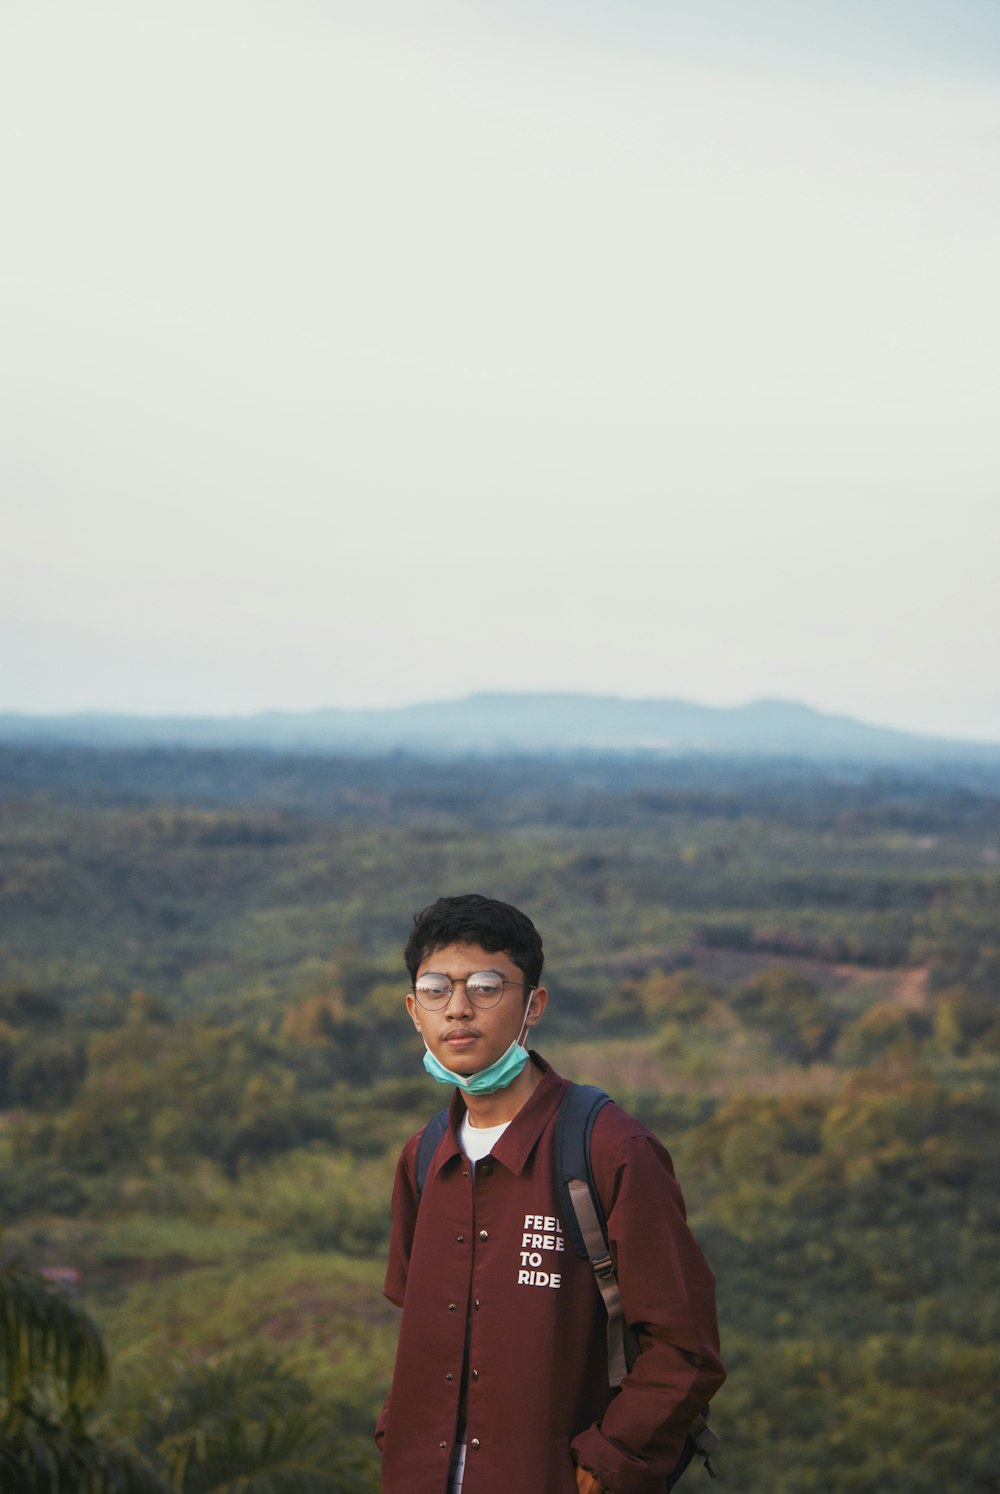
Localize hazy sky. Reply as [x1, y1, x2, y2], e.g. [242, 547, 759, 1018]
[3, 0, 999, 740]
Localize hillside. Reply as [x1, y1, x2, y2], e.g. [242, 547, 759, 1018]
[1, 747, 998, 1491]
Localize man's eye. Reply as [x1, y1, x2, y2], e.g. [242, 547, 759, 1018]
[468, 978, 502, 996]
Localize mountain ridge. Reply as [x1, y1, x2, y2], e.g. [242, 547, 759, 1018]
[0, 693, 997, 763]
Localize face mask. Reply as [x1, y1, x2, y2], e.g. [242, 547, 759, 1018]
[421, 1004, 532, 1095]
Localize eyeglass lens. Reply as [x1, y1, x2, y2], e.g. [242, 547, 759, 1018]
[414, 972, 507, 1009]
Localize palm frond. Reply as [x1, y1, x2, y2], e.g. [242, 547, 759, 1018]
[0, 1424, 170, 1494]
[141, 1348, 315, 1446]
[139, 1349, 372, 1494]
[159, 1407, 364, 1494]
[1, 1259, 108, 1431]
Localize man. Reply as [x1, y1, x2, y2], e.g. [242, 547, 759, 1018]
[376, 894, 725, 1494]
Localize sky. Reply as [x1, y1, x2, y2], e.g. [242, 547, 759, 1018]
[2, 0, 999, 741]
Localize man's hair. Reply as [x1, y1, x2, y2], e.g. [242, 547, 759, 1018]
[404, 893, 544, 991]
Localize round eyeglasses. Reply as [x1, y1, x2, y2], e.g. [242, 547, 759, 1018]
[412, 970, 534, 1011]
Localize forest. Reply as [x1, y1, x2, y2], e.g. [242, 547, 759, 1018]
[1, 743, 998, 1492]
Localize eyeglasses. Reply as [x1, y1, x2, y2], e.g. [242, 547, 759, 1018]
[412, 971, 534, 1011]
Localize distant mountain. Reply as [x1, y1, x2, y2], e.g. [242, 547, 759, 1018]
[1, 694, 998, 763]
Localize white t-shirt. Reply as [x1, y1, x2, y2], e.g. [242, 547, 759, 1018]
[459, 1112, 510, 1163]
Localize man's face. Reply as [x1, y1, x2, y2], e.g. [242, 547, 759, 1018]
[406, 940, 546, 1077]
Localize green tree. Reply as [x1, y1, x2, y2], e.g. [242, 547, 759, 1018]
[0, 1254, 164, 1493]
[1, 1259, 375, 1492]
[133, 1349, 375, 1493]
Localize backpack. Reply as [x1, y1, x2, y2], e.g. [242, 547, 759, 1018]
[414, 1082, 720, 1487]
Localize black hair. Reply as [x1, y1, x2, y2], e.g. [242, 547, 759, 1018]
[404, 893, 544, 991]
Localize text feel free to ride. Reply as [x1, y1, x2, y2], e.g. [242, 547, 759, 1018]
[519, 1212, 566, 1289]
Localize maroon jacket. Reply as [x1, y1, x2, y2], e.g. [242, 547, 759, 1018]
[376, 1056, 725, 1494]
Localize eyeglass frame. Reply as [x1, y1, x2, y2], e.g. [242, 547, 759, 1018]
[410, 970, 537, 1011]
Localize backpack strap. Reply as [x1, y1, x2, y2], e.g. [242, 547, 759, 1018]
[415, 1106, 450, 1197]
[556, 1084, 637, 1387]
[555, 1082, 612, 1258]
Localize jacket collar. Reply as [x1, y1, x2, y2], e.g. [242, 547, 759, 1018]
[430, 1054, 570, 1180]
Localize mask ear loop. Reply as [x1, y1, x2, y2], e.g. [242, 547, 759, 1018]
[515, 988, 537, 1048]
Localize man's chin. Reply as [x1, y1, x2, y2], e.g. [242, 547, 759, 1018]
[437, 1044, 482, 1076]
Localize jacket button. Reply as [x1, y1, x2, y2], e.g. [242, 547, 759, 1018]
[478, 1229, 489, 1241]
[439, 1441, 447, 1450]
[448, 1303, 456, 1312]
[474, 1298, 480, 1310]
[445, 1372, 454, 1381]
[470, 1438, 481, 1450]
[456, 1234, 465, 1243]
[471, 1369, 479, 1381]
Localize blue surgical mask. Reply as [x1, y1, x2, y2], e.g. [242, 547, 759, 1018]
[421, 1006, 532, 1095]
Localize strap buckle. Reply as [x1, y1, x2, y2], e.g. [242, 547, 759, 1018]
[589, 1251, 616, 1282]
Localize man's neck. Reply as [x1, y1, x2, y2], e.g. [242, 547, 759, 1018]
[462, 1056, 541, 1128]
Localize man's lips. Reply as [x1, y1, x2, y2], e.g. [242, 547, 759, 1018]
[444, 1031, 480, 1045]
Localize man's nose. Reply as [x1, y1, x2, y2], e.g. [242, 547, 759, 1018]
[444, 980, 475, 1015]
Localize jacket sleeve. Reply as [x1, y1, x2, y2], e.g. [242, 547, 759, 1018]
[382, 1134, 421, 1308]
[374, 1134, 421, 1451]
[570, 1129, 726, 1494]
[374, 1395, 389, 1452]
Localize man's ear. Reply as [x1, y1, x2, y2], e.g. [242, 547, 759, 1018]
[405, 991, 422, 1031]
[526, 986, 548, 1025]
